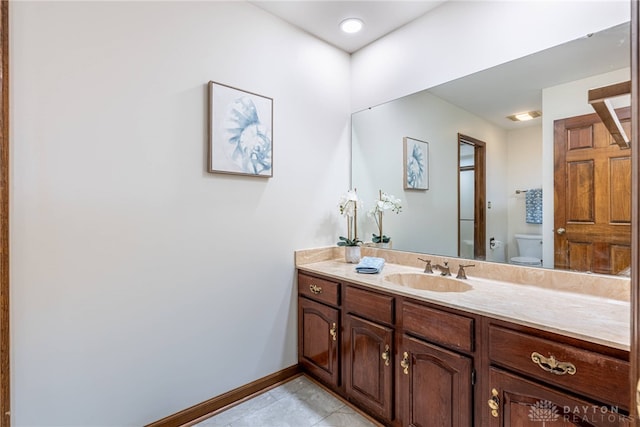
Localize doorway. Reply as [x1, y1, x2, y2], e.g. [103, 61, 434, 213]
[458, 133, 486, 261]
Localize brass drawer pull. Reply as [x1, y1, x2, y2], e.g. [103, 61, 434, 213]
[329, 323, 337, 341]
[381, 345, 390, 366]
[309, 284, 323, 294]
[488, 388, 500, 418]
[531, 352, 576, 376]
[400, 351, 410, 375]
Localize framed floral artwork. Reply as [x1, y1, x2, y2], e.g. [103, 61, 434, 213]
[403, 137, 429, 190]
[208, 81, 273, 177]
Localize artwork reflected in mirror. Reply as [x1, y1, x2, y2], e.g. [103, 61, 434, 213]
[403, 137, 429, 190]
[351, 22, 631, 274]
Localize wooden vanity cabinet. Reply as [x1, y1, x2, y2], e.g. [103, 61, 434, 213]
[487, 320, 631, 426]
[488, 368, 630, 426]
[397, 334, 473, 426]
[297, 270, 630, 427]
[343, 285, 395, 422]
[297, 273, 341, 389]
[396, 300, 475, 427]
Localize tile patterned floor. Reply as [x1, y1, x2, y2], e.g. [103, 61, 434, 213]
[192, 375, 381, 427]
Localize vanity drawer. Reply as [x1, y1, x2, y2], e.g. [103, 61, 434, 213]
[298, 273, 340, 307]
[402, 301, 474, 353]
[344, 286, 394, 325]
[488, 325, 629, 408]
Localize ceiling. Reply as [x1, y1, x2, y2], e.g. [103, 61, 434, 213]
[249, 2, 630, 130]
[249, 1, 447, 53]
[428, 22, 630, 130]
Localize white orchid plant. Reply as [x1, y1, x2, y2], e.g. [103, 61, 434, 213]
[368, 190, 402, 244]
[337, 189, 362, 247]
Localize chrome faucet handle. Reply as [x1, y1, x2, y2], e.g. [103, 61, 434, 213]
[418, 258, 433, 273]
[456, 264, 475, 280]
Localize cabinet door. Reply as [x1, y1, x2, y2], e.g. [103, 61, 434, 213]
[344, 314, 394, 421]
[488, 368, 631, 427]
[298, 297, 340, 386]
[397, 334, 472, 427]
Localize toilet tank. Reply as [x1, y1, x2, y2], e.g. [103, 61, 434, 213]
[514, 234, 543, 258]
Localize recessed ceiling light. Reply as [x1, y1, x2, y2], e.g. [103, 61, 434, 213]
[340, 18, 363, 34]
[507, 111, 542, 122]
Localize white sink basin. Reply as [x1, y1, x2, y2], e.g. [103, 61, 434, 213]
[384, 273, 472, 293]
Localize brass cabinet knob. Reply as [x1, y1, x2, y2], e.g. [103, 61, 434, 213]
[381, 345, 390, 366]
[400, 351, 410, 375]
[488, 388, 500, 418]
[329, 323, 337, 341]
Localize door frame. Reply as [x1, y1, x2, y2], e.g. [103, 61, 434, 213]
[458, 133, 486, 261]
[0, 0, 8, 425]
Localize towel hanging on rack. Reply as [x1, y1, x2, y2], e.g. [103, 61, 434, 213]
[525, 188, 542, 224]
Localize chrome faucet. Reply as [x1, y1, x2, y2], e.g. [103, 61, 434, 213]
[433, 262, 451, 276]
[456, 264, 475, 280]
[418, 258, 433, 273]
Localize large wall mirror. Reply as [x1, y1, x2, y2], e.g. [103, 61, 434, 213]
[352, 21, 631, 275]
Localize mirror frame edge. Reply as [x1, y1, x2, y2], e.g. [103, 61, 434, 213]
[1, 0, 9, 425]
[632, 0, 639, 421]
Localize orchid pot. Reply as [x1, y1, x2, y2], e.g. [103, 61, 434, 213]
[337, 189, 363, 263]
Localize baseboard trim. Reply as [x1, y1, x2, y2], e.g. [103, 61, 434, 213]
[145, 364, 301, 427]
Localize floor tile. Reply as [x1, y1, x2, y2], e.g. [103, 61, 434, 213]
[313, 406, 379, 427]
[228, 394, 328, 427]
[193, 375, 379, 427]
[267, 375, 312, 400]
[195, 392, 278, 426]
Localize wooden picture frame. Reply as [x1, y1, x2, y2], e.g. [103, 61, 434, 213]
[403, 137, 429, 190]
[208, 81, 273, 177]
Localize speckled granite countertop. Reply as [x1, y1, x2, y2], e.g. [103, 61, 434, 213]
[296, 248, 630, 351]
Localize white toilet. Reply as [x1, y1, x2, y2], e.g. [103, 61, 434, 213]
[510, 234, 543, 266]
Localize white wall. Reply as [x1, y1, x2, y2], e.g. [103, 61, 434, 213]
[352, 91, 508, 257]
[506, 126, 543, 260]
[541, 67, 631, 268]
[351, 0, 630, 112]
[11, 2, 350, 425]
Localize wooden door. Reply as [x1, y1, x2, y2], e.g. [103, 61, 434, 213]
[298, 297, 340, 387]
[554, 108, 631, 274]
[397, 334, 472, 427]
[344, 314, 394, 421]
[489, 368, 631, 426]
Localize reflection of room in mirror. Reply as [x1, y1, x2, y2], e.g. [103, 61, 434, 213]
[351, 22, 630, 275]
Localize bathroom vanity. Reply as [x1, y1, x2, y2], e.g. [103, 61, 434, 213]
[296, 247, 630, 426]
